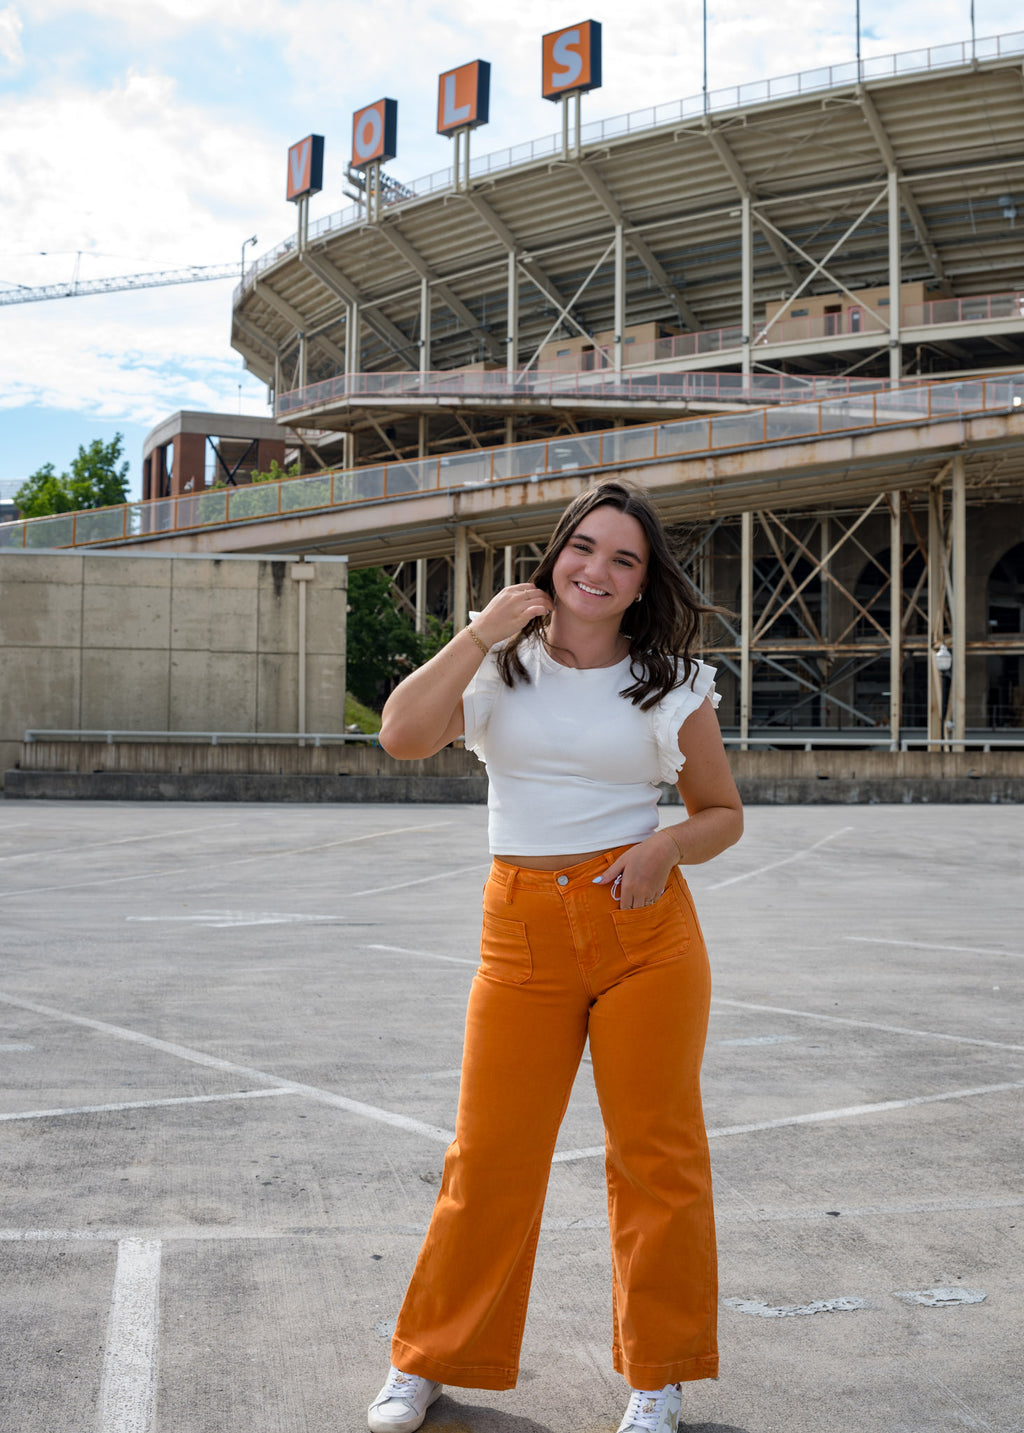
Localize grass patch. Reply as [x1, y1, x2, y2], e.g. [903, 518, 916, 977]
[345, 691, 382, 733]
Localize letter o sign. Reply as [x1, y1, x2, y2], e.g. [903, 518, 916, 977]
[351, 98, 397, 169]
[354, 106, 382, 162]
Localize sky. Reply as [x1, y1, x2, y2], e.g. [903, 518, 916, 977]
[1, 0, 1021, 499]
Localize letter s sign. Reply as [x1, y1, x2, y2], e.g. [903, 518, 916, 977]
[552, 30, 584, 89]
[542, 20, 602, 101]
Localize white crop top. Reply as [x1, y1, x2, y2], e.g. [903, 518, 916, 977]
[462, 637, 719, 855]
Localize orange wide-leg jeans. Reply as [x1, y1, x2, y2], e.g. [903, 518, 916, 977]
[391, 847, 718, 1391]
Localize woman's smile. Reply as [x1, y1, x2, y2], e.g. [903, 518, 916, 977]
[552, 505, 649, 625]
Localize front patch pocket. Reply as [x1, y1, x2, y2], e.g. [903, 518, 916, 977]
[479, 911, 533, 984]
[611, 886, 691, 967]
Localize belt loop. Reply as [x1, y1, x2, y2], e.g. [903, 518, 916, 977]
[504, 864, 518, 904]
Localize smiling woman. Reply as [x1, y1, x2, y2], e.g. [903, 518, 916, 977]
[373, 480, 742, 1433]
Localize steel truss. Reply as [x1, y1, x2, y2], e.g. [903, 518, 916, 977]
[377, 463, 1022, 744]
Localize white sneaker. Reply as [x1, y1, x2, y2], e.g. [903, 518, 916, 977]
[617, 1383, 682, 1433]
[368, 1365, 443, 1433]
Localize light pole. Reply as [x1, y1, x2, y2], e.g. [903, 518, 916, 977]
[934, 642, 952, 748]
[702, 0, 708, 113]
[855, 0, 861, 78]
[241, 234, 258, 280]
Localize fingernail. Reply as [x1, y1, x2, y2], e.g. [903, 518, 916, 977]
[591, 877, 602, 884]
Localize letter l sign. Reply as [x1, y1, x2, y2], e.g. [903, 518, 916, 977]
[441, 73, 471, 127]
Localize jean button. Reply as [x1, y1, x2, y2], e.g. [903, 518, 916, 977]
[556, 874, 569, 886]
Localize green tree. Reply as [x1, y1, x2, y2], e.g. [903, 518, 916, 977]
[346, 567, 426, 709]
[15, 434, 130, 517]
[251, 458, 302, 484]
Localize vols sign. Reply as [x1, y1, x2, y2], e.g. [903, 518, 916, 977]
[542, 21, 602, 101]
[286, 134, 324, 201]
[437, 60, 490, 135]
[351, 98, 398, 169]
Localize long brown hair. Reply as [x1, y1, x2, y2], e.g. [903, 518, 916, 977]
[496, 480, 718, 711]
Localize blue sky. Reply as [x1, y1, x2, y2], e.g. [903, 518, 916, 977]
[1, 0, 1021, 498]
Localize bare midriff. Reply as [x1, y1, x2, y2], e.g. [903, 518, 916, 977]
[494, 848, 620, 871]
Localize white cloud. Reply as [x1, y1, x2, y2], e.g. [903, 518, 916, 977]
[0, 69, 283, 274]
[0, 287, 268, 425]
[0, 3, 23, 68]
[2, 0, 1024, 443]
[0, 71, 279, 423]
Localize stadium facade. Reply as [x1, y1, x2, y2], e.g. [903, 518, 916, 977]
[6, 29, 1024, 748]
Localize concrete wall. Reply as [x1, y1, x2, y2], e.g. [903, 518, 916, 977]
[0, 551, 347, 785]
[8, 739, 1022, 803]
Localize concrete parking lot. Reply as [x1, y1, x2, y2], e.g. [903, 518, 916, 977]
[0, 800, 1021, 1433]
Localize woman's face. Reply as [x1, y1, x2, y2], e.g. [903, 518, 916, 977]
[551, 503, 649, 625]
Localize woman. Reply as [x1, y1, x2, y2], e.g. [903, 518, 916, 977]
[370, 480, 742, 1433]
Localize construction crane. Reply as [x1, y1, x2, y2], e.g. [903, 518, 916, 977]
[0, 261, 243, 307]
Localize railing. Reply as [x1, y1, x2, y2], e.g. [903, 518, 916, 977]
[903, 292, 1024, 328]
[2, 372, 1022, 551]
[276, 367, 902, 417]
[723, 734, 1024, 751]
[236, 31, 1024, 298]
[275, 288, 1024, 419]
[617, 290, 1024, 367]
[23, 729, 379, 746]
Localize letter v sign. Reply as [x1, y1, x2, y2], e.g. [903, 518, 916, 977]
[290, 139, 310, 193]
[286, 134, 324, 201]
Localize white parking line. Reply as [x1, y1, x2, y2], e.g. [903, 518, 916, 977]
[845, 936, 1024, 960]
[0, 990, 455, 1146]
[126, 912, 346, 928]
[0, 1088, 293, 1123]
[345, 864, 489, 897]
[98, 1238, 161, 1433]
[208, 821, 454, 872]
[0, 823, 452, 899]
[550, 1076, 1024, 1162]
[0, 867, 190, 900]
[0, 820, 241, 863]
[368, 943, 478, 968]
[706, 828, 853, 890]
[704, 1077, 1024, 1137]
[710, 996, 1024, 1053]
[4, 1192, 1024, 1243]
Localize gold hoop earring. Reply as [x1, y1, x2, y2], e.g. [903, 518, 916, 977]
[634, 592, 643, 603]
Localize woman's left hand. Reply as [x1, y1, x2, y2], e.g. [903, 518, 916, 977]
[592, 832, 679, 910]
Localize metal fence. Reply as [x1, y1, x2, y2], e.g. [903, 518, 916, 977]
[3, 372, 1022, 551]
[235, 31, 1024, 298]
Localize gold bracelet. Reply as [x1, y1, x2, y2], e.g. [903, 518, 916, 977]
[466, 626, 490, 657]
[661, 828, 685, 864]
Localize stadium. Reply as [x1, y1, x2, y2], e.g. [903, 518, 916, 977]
[5, 24, 1024, 748]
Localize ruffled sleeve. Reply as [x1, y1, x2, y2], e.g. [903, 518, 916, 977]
[652, 660, 720, 784]
[462, 648, 502, 763]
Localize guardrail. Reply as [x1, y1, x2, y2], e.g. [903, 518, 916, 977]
[23, 729, 380, 746]
[26, 730, 1021, 753]
[898, 736, 1024, 751]
[3, 372, 1023, 551]
[724, 735, 898, 750]
[236, 31, 1024, 298]
[724, 734, 1024, 752]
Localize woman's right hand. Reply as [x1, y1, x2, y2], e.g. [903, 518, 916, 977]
[472, 583, 554, 647]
